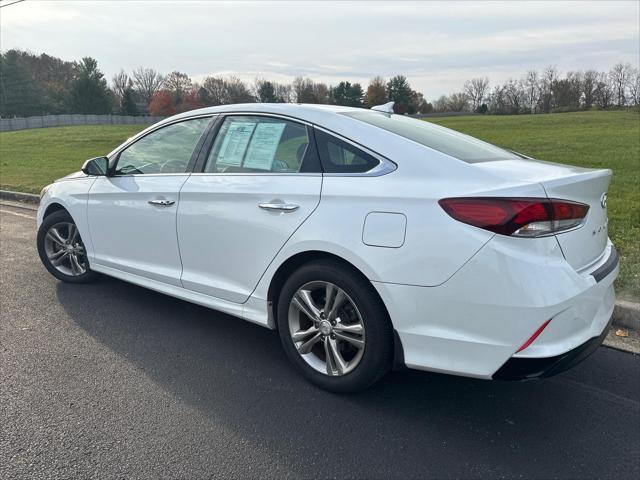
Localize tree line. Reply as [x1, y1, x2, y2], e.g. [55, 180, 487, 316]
[435, 64, 639, 114]
[1, 49, 638, 118]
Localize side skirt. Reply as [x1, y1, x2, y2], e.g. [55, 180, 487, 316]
[91, 263, 271, 328]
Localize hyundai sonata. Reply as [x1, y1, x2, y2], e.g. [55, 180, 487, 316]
[37, 102, 618, 392]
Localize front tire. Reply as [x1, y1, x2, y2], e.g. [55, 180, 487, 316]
[276, 260, 393, 393]
[37, 209, 98, 283]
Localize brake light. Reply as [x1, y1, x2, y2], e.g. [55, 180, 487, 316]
[438, 197, 589, 237]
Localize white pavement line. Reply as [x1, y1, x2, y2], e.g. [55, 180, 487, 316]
[0, 209, 36, 219]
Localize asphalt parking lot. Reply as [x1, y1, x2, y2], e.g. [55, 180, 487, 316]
[1, 203, 639, 480]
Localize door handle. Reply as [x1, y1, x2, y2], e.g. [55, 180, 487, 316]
[258, 203, 300, 212]
[148, 199, 175, 206]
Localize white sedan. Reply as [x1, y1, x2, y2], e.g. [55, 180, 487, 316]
[37, 103, 619, 392]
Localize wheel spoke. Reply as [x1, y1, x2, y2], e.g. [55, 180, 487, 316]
[328, 337, 347, 374]
[46, 228, 66, 247]
[324, 283, 336, 313]
[69, 253, 84, 275]
[326, 290, 346, 321]
[324, 338, 336, 375]
[68, 224, 79, 244]
[294, 290, 322, 322]
[292, 325, 319, 342]
[47, 249, 66, 261]
[333, 321, 364, 335]
[297, 332, 322, 354]
[334, 331, 365, 350]
[51, 251, 68, 266]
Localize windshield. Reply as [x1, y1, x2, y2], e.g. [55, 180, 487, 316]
[341, 111, 522, 163]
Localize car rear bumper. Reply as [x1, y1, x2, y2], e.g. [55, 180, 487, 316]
[373, 235, 619, 379]
[492, 314, 612, 380]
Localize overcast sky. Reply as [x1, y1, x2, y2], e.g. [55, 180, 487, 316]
[1, 0, 639, 98]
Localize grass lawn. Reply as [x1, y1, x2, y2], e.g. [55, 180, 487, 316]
[0, 125, 144, 194]
[0, 110, 638, 298]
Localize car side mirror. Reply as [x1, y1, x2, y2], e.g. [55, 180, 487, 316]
[81, 156, 109, 176]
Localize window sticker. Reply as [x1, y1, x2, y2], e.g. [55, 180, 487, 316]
[216, 121, 257, 167]
[243, 122, 287, 170]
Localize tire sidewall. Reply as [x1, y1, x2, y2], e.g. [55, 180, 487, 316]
[276, 261, 392, 393]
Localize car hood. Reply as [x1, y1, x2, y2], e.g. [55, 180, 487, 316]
[55, 170, 87, 182]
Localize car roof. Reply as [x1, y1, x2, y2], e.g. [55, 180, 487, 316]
[167, 102, 363, 125]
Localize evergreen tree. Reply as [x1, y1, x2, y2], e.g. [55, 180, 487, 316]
[0, 51, 40, 116]
[257, 80, 277, 103]
[386, 75, 413, 114]
[69, 57, 112, 114]
[120, 87, 139, 115]
[332, 81, 364, 107]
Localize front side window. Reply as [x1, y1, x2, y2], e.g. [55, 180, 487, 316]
[204, 116, 310, 173]
[115, 117, 211, 175]
[314, 129, 380, 173]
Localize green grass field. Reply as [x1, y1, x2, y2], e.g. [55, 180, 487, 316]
[1, 110, 638, 298]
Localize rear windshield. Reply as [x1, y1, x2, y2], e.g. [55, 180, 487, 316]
[341, 111, 521, 163]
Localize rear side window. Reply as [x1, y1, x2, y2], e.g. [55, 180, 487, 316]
[314, 129, 380, 173]
[341, 111, 521, 163]
[204, 116, 315, 173]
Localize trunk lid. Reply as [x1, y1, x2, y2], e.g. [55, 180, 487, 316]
[474, 159, 612, 271]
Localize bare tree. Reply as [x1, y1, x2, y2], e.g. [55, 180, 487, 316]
[111, 69, 132, 99]
[524, 70, 540, 113]
[594, 72, 614, 108]
[628, 67, 640, 106]
[609, 62, 632, 107]
[540, 66, 558, 113]
[488, 84, 507, 114]
[164, 71, 192, 103]
[432, 95, 449, 112]
[463, 77, 489, 112]
[132, 67, 165, 105]
[504, 79, 525, 114]
[201, 76, 227, 105]
[275, 83, 293, 103]
[582, 70, 599, 109]
[224, 76, 254, 103]
[446, 92, 469, 112]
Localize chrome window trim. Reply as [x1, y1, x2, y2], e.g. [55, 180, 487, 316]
[189, 172, 322, 177]
[215, 111, 314, 126]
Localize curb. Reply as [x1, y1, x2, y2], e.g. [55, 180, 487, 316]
[2, 189, 639, 332]
[613, 300, 640, 331]
[0, 189, 40, 204]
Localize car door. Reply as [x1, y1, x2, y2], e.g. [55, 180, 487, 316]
[177, 114, 322, 303]
[87, 116, 212, 286]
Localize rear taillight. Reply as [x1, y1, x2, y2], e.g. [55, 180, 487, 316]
[438, 197, 589, 237]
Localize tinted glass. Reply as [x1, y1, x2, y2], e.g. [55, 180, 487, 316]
[115, 117, 210, 175]
[205, 116, 310, 173]
[315, 129, 380, 173]
[341, 111, 521, 163]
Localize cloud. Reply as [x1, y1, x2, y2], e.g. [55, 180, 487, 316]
[1, 0, 638, 98]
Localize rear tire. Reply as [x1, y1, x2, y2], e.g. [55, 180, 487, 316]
[37, 209, 98, 284]
[276, 260, 393, 393]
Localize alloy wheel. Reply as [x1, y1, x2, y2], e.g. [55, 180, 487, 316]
[43, 222, 88, 276]
[287, 281, 366, 376]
